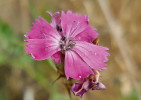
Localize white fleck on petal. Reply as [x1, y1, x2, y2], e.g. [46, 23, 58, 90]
[31, 53, 35, 59]
[79, 76, 82, 79]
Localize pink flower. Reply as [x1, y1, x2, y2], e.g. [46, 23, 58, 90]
[25, 10, 109, 81]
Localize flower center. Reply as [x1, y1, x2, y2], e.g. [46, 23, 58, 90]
[60, 36, 76, 50]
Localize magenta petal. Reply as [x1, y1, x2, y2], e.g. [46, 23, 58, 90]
[61, 10, 89, 38]
[76, 89, 87, 98]
[75, 26, 98, 43]
[65, 50, 93, 81]
[72, 83, 83, 94]
[72, 41, 109, 70]
[26, 16, 61, 40]
[72, 80, 90, 98]
[25, 39, 60, 60]
[51, 51, 61, 63]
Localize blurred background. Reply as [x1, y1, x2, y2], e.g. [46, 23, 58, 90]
[0, 0, 141, 100]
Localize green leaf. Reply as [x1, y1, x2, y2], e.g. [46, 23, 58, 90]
[47, 58, 57, 72]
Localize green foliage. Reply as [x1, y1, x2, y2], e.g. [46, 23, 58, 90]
[50, 93, 69, 100]
[0, 18, 69, 100]
[0, 18, 23, 65]
[0, 91, 7, 100]
[120, 89, 138, 100]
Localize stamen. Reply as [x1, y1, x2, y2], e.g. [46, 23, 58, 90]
[62, 36, 66, 41]
[56, 25, 62, 32]
[60, 37, 76, 50]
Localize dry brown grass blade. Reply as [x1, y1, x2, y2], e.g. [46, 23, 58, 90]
[20, 0, 31, 33]
[96, 0, 141, 99]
